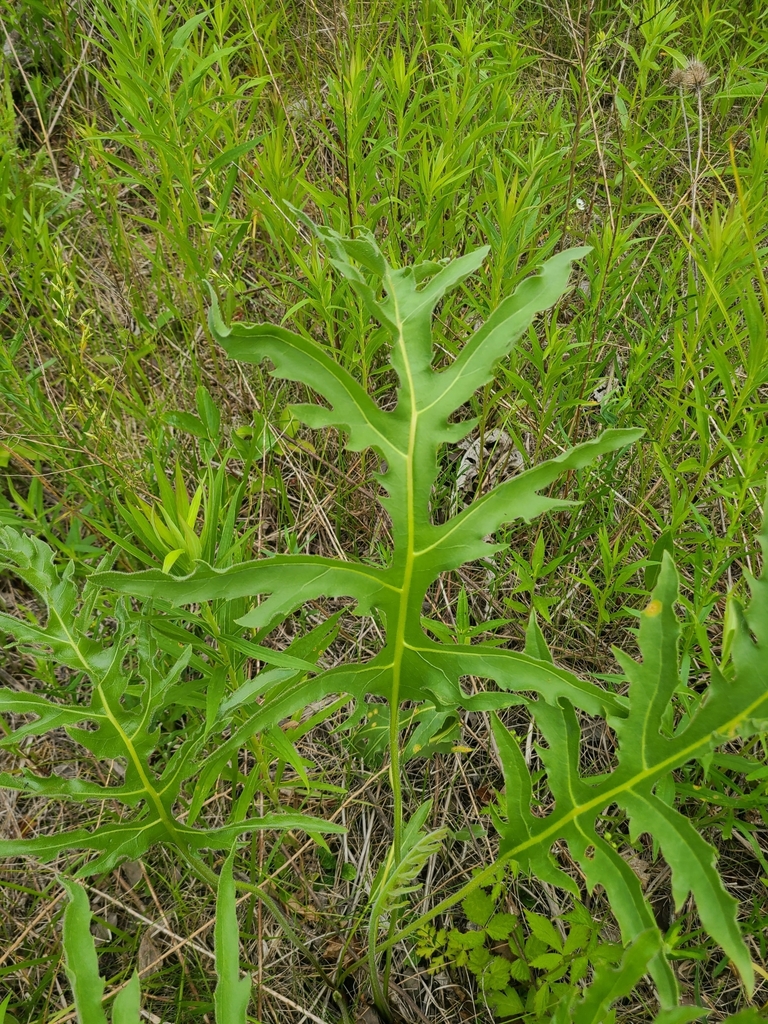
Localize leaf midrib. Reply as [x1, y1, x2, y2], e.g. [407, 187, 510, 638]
[387, 267, 419, 716]
[50, 606, 178, 838]
[510, 684, 768, 859]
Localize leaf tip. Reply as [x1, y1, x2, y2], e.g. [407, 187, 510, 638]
[205, 282, 231, 340]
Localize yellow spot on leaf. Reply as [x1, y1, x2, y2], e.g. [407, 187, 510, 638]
[452, 745, 474, 754]
[644, 599, 663, 617]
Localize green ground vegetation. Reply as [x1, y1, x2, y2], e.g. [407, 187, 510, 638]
[1, 0, 768, 1021]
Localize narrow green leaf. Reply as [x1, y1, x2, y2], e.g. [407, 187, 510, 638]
[214, 851, 251, 1024]
[524, 611, 553, 663]
[169, 10, 210, 50]
[0, 993, 12, 1023]
[645, 530, 675, 591]
[111, 972, 141, 1024]
[653, 1009, 709, 1024]
[61, 881, 108, 1024]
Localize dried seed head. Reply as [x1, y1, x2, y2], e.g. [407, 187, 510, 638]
[669, 67, 685, 88]
[681, 59, 709, 92]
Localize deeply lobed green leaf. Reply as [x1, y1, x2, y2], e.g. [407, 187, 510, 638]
[491, 539, 768, 1004]
[97, 224, 637, 735]
[0, 527, 343, 872]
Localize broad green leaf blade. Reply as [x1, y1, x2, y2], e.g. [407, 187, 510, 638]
[524, 910, 564, 952]
[0, 527, 74, 603]
[111, 972, 141, 1024]
[61, 880, 109, 1024]
[491, 715, 534, 839]
[95, 555, 394, 629]
[569, 833, 676, 1004]
[94, 232, 633, 746]
[214, 851, 251, 1024]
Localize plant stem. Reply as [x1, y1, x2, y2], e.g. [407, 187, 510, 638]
[368, 933, 390, 1022]
[365, 709, 404, 1021]
[382, 920, 396, 1002]
[389, 703, 403, 865]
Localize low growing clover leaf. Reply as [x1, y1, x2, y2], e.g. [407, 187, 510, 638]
[0, 529, 343, 873]
[551, 928, 764, 1024]
[95, 219, 640, 865]
[490, 535, 768, 1007]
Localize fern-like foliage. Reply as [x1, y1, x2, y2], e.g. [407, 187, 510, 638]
[369, 801, 448, 924]
[96, 222, 638, 740]
[0, 530, 342, 871]
[491, 543, 768, 1005]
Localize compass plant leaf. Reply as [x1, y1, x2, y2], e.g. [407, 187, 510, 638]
[491, 539, 768, 1006]
[0, 528, 343, 875]
[3, 220, 645, 1003]
[97, 220, 638, 737]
